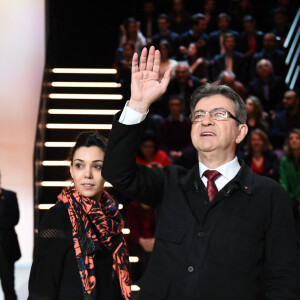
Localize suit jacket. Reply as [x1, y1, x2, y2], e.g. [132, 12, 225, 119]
[162, 76, 200, 117]
[246, 74, 286, 112]
[210, 51, 246, 82]
[102, 113, 300, 300]
[0, 188, 21, 262]
[208, 29, 239, 58]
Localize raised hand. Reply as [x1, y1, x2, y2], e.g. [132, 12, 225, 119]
[129, 46, 171, 113]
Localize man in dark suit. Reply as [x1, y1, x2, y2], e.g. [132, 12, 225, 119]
[207, 13, 239, 59]
[102, 46, 300, 299]
[210, 33, 246, 83]
[161, 62, 200, 117]
[271, 89, 300, 149]
[247, 58, 286, 114]
[0, 171, 21, 300]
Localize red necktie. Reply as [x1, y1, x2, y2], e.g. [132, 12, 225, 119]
[203, 170, 221, 202]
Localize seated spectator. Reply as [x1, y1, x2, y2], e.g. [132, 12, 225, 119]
[125, 200, 155, 283]
[136, 130, 172, 168]
[271, 8, 290, 49]
[158, 39, 178, 81]
[162, 62, 200, 117]
[207, 13, 239, 58]
[179, 13, 209, 59]
[239, 15, 263, 57]
[169, 0, 191, 34]
[159, 95, 192, 163]
[183, 42, 209, 81]
[244, 129, 279, 181]
[118, 17, 146, 55]
[202, 0, 218, 33]
[151, 14, 179, 54]
[251, 32, 285, 78]
[113, 42, 134, 101]
[280, 129, 300, 224]
[247, 58, 286, 114]
[271, 90, 300, 150]
[231, 0, 254, 32]
[237, 95, 269, 157]
[137, 0, 158, 46]
[212, 70, 245, 100]
[210, 33, 246, 83]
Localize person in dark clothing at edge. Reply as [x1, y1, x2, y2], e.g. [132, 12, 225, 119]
[102, 46, 300, 300]
[28, 132, 131, 300]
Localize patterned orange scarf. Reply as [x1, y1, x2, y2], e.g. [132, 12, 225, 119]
[57, 186, 131, 300]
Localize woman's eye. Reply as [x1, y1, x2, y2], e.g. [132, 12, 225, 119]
[94, 165, 102, 170]
[75, 163, 83, 169]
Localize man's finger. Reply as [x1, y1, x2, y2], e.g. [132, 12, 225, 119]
[153, 49, 161, 74]
[131, 53, 139, 74]
[146, 46, 155, 71]
[139, 47, 148, 71]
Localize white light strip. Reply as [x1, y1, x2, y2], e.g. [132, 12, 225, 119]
[46, 124, 112, 130]
[38, 202, 122, 210]
[42, 161, 71, 166]
[41, 181, 112, 187]
[122, 228, 130, 234]
[45, 142, 75, 147]
[48, 109, 118, 115]
[129, 256, 139, 263]
[51, 68, 117, 74]
[51, 82, 121, 88]
[49, 93, 122, 100]
[131, 285, 140, 292]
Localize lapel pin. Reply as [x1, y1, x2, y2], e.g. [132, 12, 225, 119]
[244, 186, 248, 190]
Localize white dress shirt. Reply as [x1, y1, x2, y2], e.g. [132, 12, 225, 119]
[199, 157, 240, 191]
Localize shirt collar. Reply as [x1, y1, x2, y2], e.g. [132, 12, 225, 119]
[199, 156, 240, 180]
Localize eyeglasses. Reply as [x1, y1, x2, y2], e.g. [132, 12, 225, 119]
[189, 108, 242, 124]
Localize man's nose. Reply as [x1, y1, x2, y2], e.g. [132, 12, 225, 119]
[201, 113, 214, 126]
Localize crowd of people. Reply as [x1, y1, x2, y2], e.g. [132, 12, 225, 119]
[112, 0, 300, 284]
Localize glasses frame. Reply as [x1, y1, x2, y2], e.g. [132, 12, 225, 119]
[189, 108, 242, 124]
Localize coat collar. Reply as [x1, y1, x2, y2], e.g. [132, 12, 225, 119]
[179, 159, 253, 196]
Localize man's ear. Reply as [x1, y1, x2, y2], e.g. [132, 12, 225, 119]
[236, 124, 248, 144]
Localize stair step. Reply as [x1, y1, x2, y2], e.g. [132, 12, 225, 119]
[47, 98, 124, 110]
[45, 128, 110, 141]
[47, 114, 114, 124]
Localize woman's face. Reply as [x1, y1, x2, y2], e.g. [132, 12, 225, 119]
[246, 99, 255, 114]
[289, 133, 300, 150]
[250, 133, 264, 152]
[70, 146, 105, 201]
[140, 140, 155, 159]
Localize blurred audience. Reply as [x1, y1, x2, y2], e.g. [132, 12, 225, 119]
[212, 70, 245, 100]
[280, 129, 300, 224]
[136, 130, 172, 168]
[247, 58, 286, 114]
[125, 200, 155, 283]
[211, 33, 246, 83]
[208, 13, 239, 58]
[159, 95, 192, 163]
[151, 14, 179, 53]
[169, 0, 191, 34]
[163, 62, 200, 117]
[244, 129, 279, 181]
[271, 90, 300, 150]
